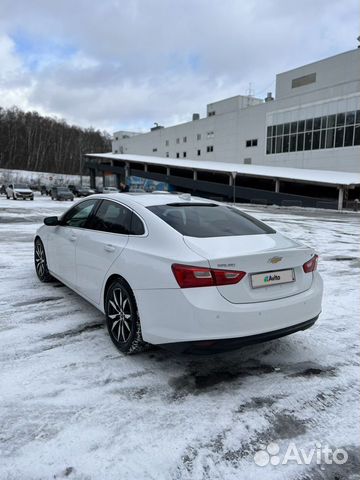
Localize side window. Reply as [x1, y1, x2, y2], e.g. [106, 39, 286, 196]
[89, 200, 132, 234]
[130, 213, 145, 235]
[61, 199, 98, 228]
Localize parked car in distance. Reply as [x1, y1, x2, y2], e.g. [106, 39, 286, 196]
[103, 186, 119, 194]
[72, 185, 96, 197]
[94, 186, 119, 194]
[35, 193, 323, 355]
[40, 185, 52, 196]
[6, 184, 34, 200]
[51, 186, 74, 201]
[0, 184, 7, 195]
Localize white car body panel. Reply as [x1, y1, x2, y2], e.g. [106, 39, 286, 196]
[76, 229, 128, 304]
[35, 193, 323, 346]
[184, 234, 314, 303]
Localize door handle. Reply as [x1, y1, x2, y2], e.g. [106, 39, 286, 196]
[104, 244, 116, 252]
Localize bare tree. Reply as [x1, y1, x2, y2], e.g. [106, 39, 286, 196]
[0, 106, 112, 174]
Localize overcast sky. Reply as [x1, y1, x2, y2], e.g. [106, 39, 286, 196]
[0, 0, 358, 133]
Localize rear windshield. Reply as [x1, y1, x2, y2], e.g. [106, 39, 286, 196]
[147, 203, 275, 237]
[14, 184, 29, 189]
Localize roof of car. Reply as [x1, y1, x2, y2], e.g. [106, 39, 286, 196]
[90, 192, 215, 207]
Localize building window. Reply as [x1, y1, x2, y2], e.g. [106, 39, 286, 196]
[183, 152, 187, 158]
[246, 139, 258, 147]
[166, 152, 169, 157]
[197, 133, 201, 141]
[208, 111, 216, 116]
[183, 136, 187, 143]
[266, 109, 360, 155]
[207, 131, 214, 138]
[197, 149, 201, 156]
[152, 148, 158, 152]
[176, 138, 180, 144]
[115, 136, 118, 141]
[165, 140, 169, 146]
[176, 153, 180, 158]
[291, 72, 316, 89]
[114, 150, 118, 153]
[207, 146, 214, 152]
[244, 158, 252, 165]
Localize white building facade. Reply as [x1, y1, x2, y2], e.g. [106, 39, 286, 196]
[112, 49, 360, 173]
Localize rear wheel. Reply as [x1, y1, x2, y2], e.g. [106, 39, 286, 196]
[34, 238, 53, 282]
[105, 279, 147, 354]
[12, 194, 17, 200]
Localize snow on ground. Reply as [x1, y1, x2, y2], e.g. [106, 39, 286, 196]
[0, 194, 359, 480]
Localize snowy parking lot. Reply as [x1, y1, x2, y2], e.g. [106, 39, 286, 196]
[0, 195, 359, 480]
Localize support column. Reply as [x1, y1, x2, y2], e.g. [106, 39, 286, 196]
[167, 167, 170, 177]
[193, 170, 197, 181]
[144, 164, 148, 172]
[275, 179, 280, 193]
[338, 187, 344, 211]
[125, 162, 130, 181]
[231, 171, 237, 205]
[116, 173, 122, 189]
[229, 175, 233, 186]
[89, 169, 96, 189]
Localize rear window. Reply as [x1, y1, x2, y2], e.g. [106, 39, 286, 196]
[147, 203, 275, 238]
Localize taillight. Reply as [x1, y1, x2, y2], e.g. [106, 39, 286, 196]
[303, 254, 318, 273]
[172, 264, 246, 288]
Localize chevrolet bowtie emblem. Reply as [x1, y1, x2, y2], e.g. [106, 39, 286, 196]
[268, 256, 282, 264]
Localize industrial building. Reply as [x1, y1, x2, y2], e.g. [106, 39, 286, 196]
[86, 48, 360, 210]
[112, 48, 360, 173]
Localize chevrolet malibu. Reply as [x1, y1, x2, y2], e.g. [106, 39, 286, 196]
[34, 193, 323, 354]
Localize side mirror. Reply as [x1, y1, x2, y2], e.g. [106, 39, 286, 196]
[44, 216, 59, 226]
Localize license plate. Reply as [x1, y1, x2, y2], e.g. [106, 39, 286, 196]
[251, 269, 295, 288]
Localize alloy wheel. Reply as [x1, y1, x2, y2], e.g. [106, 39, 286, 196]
[35, 241, 46, 278]
[108, 287, 133, 343]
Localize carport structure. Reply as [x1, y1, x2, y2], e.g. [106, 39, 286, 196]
[85, 153, 360, 210]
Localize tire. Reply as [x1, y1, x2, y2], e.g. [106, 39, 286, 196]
[13, 194, 17, 200]
[31, 197, 34, 201]
[105, 278, 147, 354]
[34, 238, 53, 282]
[6, 195, 9, 199]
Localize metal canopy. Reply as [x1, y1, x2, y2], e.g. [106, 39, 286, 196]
[86, 153, 360, 188]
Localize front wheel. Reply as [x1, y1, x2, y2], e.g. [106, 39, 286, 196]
[105, 279, 147, 354]
[34, 238, 53, 282]
[13, 194, 17, 200]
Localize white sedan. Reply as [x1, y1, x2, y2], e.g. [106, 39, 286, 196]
[6, 183, 34, 200]
[34, 193, 323, 354]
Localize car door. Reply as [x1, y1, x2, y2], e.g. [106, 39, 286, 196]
[47, 199, 98, 287]
[75, 200, 133, 304]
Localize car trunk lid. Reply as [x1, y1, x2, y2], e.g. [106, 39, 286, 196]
[184, 233, 315, 303]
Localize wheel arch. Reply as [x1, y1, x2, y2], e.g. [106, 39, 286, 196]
[103, 274, 134, 312]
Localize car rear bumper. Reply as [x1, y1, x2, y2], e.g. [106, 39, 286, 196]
[135, 272, 323, 345]
[161, 316, 319, 354]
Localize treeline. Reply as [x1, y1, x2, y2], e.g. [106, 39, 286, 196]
[0, 106, 111, 174]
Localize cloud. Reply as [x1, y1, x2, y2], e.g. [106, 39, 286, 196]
[0, 0, 358, 132]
